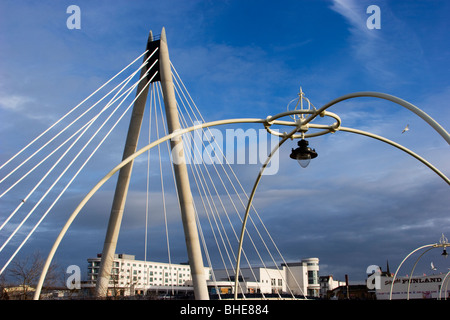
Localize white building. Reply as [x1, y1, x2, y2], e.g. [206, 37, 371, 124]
[84, 253, 211, 297]
[283, 258, 320, 297]
[211, 258, 320, 298]
[84, 254, 320, 298]
[376, 274, 449, 300]
[319, 275, 346, 297]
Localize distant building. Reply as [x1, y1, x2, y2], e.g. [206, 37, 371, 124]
[319, 275, 346, 298]
[366, 261, 449, 300]
[84, 253, 210, 297]
[328, 284, 376, 300]
[210, 257, 320, 298]
[83, 254, 321, 298]
[376, 274, 449, 300]
[322, 264, 450, 300]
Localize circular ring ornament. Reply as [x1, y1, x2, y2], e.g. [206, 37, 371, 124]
[264, 109, 341, 139]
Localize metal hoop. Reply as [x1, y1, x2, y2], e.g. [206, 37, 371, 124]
[264, 110, 341, 139]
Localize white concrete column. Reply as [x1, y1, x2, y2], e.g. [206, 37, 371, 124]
[158, 27, 209, 300]
[95, 31, 154, 298]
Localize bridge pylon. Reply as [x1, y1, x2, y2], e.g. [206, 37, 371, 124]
[95, 28, 209, 300]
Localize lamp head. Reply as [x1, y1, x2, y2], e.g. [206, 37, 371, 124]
[290, 139, 318, 168]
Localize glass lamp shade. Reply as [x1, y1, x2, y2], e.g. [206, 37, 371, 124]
[296, 153, 312, 168]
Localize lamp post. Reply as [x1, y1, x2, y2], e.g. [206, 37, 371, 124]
[233, 88, 450, 300]
[389, 234, 450, 300]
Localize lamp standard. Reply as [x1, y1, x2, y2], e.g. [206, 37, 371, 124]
[389, 234, 450, 300]
[233, 88, 450, 300]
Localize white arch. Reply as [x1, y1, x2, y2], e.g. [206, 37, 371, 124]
[34, 92, 450, 299]
[233, 92, 450, 299]
[233, 125, 450, 299]
[389, 243, 448, 300]
[310, 91, 450, 145]
[33, 117, 274, 299]
[439, 270, 450, 300]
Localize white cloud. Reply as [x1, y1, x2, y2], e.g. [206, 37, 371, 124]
[331, 0, 376, 36]
[329, 0, 424, 85]
[0, 94, 33, 112]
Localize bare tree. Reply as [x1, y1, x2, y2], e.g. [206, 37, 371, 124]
[0, 273, 9, 300]
[7, 251, 59, 299]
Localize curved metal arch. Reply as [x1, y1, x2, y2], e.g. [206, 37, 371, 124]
[33, 117, 266, 300]
[233, 126, 450, 299]
[34, 91, 450, 300]
[309, 91, 450, 145]
[338, 127, 450, 185]
[406, 246, 435, 300]
[389, 244, 435, 300]
[389, 243, 448, 300]
[233, 124, 302, 299]
[232, 91, 449, 299]
[439, 270, 450, 300]
[33, 115, 309, 299]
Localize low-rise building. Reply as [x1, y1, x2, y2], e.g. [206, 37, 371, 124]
[376, 274, 448, 300]
[210, 257, 320, 298]
[84, 253, 211, 297]
[83, 254, 321, 298]
[320, 275, 346, 298]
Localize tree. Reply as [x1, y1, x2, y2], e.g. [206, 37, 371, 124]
[0, 273, 9, 300]
[7, 251, 59, 299]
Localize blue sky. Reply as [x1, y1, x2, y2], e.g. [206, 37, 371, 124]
[1, 0, 449, 285]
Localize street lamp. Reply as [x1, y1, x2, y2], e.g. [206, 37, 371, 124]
[390, 233, 450, 300]
[289, 139, 318, 168]
[441, 234, 448, 258]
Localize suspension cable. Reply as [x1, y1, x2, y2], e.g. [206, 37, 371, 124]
[171, 64, 303, 298]
[0, 50, 159, 195]
[0, 60, 156, 236]
[0, 69, 156, 275]
[0, 50, 150, 172]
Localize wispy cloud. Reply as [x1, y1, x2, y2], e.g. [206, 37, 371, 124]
[329, 0, 424, 86]
[0, 94, 33, 112]
[331, 0, 377, 37]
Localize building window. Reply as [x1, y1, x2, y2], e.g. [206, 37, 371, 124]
[308, 270, 318, 285]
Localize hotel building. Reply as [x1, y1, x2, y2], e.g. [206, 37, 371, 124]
[84, 254, 320, 298]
